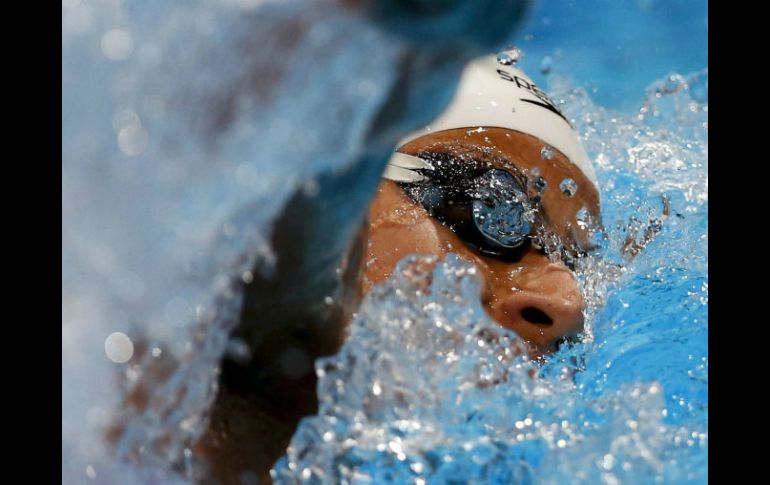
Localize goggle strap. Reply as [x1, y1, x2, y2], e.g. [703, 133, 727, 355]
[382, 165, 425, 183]
[389, 152, 430, 170]
[382, 153, 431, 183]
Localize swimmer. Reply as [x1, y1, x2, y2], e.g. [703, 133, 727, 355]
[196, 55, 603, 483]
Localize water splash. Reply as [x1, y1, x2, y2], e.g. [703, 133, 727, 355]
[273, 69, 708, 483]
[497, 46, 524, 65]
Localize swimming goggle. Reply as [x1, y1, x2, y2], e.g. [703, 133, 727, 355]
[395, 152, 549, 260]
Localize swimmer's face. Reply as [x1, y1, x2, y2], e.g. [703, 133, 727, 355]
[362, 128, 601, 357]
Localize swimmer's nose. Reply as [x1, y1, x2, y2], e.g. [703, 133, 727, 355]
[497, 274, 584, 354]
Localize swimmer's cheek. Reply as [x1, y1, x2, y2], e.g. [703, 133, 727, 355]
[363, 218, 445, 288]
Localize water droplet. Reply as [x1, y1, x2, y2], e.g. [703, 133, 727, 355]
[540, 56, 553, 75]
[324, 296, 334, 305]
[656, 74, 688, 96]
[533, 176, 547, 193]
[560, 178, 578, 197]
[117, 124, 148, 156]
[104, 332, 133, 363]
[100, 29, 133, 61]
[497, 47, 523, 66]
[540, 145, 555, 160]
[576, 206, 590, 229]
[85, 465, 96, 480]
[601, 454, 616, 470]
[242, 271, 254, 284]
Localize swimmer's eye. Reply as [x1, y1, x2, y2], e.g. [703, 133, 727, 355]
[401, 166, 539, 259]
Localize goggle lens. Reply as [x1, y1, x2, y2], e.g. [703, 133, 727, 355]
[402, 164, 537, 258]
[471, 169, 532, 250]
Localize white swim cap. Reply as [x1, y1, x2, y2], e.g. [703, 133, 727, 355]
[383, 55, 598, 190]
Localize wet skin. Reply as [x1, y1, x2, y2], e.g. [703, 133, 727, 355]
[363, 127, 601, 355]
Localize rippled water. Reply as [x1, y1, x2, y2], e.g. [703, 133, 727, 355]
[62, 1, 706, 483]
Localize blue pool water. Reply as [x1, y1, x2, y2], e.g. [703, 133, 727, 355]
[62, 1, 707, 483]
